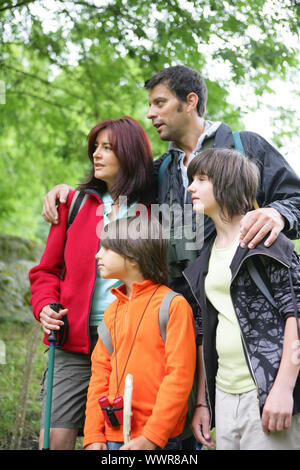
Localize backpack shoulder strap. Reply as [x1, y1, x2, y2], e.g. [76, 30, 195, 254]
[97, 291, 180, 355]
[233, 131, 259, 209]
[67, 190, 89, 229]
[247, 257, 277, 309]
[158, 291, 180, 343]
[232, 130, 245, 156]
[158, 153, 172, 188]
[97, 319, 114, 356]
[60, 190, 90, 280]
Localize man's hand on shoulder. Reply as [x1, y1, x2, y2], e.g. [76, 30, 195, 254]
[42, 184, 74, 224]
[240, 207, 285, 249]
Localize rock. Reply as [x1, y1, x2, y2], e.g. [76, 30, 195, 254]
[0, 235, 44, 323]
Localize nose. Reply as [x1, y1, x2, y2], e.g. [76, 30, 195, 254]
[187, 182, 194, 193]
[147, 104, 157, 120]
[95, 247, 103, 260]
[93, 145, 102, 159]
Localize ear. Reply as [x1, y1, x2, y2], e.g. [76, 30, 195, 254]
[185, 92, 198, 113]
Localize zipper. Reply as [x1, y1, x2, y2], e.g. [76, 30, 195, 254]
[182, 271, 213, 423]
[88, 263, 98, 355]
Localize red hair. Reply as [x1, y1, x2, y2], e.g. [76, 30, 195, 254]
[79, 117, 153, 204]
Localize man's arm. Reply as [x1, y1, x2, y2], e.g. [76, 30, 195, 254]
[239, 131, 300, 248]
[42, 184, 74, 224]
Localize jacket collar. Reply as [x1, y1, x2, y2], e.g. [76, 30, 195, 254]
[111, 279, 161, 303]
[184, 231, 295, 296]
[230, 232, 295, 277]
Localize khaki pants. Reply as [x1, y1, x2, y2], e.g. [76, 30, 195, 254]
[215, 387, 300, 450]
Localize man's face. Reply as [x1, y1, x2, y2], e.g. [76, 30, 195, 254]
[147, 82, 187, 142]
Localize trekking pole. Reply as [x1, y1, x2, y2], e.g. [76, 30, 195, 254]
[42, 327, 57, 450]
[42, 302, 65, 450]
[123, 374, 133, 445]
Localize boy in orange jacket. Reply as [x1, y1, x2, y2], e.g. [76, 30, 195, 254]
[83, 216, 196, 450]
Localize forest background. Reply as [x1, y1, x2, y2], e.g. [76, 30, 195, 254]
[0, 0, 300, 450]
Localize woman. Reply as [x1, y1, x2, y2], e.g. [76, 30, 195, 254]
[29, 116, 154, 450]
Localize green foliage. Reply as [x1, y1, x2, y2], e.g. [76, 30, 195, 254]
[0, 320, 44, 449]
[0, 0, 299, 241]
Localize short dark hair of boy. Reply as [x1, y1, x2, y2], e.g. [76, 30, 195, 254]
[144, 65, 208, 118]
[187, 148, 260, 222]
[101, 216, 169, 285]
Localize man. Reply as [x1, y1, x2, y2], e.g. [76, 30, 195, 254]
[41, 65, 300, 448]
[143, 65, 300, 306]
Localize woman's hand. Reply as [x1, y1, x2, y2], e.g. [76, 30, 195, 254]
[39, 304, 68, 335]
[42, 184, 74, 224]
[120, 436, 156, 450]
[261, 384, 294, 433]
[191, 405, 215, 448]
[84, 442, 108, 450]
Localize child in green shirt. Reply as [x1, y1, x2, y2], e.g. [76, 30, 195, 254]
[184, 147, 300, 450]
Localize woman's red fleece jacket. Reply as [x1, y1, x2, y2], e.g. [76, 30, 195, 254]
[29, 190, 104, 354]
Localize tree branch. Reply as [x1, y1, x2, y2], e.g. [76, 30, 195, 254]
[0, 0, 37, 13]
[2, 63, 87, 102]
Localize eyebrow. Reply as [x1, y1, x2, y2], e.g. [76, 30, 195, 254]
[149, 96, 167, 105]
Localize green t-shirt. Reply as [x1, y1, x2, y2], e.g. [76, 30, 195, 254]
[205, 236, 255, 394]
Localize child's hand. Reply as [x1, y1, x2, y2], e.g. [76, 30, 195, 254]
[191, 406, 214, 448]
[120, 435, 156, 450]
[84, 442, 108, 450]
[262, 384, 294, 433]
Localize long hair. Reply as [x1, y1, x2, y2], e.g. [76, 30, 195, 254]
[78, 117, 153, 204]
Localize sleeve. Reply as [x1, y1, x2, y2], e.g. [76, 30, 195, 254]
[28, 192, 75, 321]
[83, 334, 112, 447]
[241, 131, 300, 239]
[141, 296, 196, 448]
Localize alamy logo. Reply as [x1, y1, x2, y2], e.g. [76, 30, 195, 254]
[95, 197, 204, 251]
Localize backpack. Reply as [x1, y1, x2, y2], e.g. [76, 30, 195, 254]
[60, 190, 89, 280]
[98, 290, 196, 440]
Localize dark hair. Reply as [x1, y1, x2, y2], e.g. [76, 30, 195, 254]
[187, 148, 260, 221]
[101, 216, 169, 284]
[78, 117, 153, 204]
[144, 65, 207, 117]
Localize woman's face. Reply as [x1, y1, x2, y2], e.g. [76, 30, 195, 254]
[93, 129, 120, 188]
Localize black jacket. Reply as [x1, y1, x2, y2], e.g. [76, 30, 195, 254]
[153, 123, 300, 240]
[153, 122, 300, 323]
[183, 232, 300, 428]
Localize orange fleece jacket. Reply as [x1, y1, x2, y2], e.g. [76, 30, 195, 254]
[83, 280, 196, 449]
